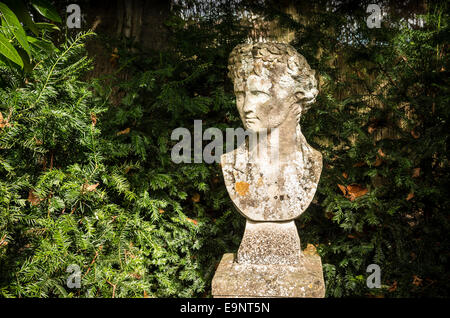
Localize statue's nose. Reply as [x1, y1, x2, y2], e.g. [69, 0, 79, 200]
[304, 88, 319, 103]
[243, 96, 255, 113]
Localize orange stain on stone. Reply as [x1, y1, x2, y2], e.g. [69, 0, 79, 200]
[235, 181, 249, 196]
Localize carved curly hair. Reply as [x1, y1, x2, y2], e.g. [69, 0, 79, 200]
[228, 42, 318, 117]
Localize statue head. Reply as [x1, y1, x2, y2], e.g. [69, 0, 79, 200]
[228, 42, 318, 132]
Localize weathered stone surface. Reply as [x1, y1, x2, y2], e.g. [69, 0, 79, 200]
[221, 42, 322, 222]
[237, 221, 301, 265]
[212, 253, 325, 298]
[221, 129, 322, 222]
[212, 41, 325, 298]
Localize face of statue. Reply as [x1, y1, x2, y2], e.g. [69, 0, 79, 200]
[233, 64, 318, 132]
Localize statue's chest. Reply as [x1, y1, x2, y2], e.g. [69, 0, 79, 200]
[222, 162, 317, 221]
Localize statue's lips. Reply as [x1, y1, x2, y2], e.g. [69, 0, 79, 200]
[245, 114, 258, 124]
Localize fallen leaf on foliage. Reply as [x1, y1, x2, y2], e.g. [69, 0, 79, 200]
[338, 184, 368, 201]
[346, 185, 368, 200]
[373, 149, 385, 166]
[353, 161, 366, 167]
[191, 193, 200, 203]
[117, 127, 130, 136]
[388, 281, 398, 292]
[347, 234, 356, 239]
[159, 209, 164, 214]
[28, 190, 43, 206]
[342, 172, 348, 179]
[83, 183, 99, 192]
[0, 112, 11, 129]
[368, 125, 376, 134]
[412, 275, 423, 286]
[411, 129, 420, 139]
[337, 184, 347, 195]
[34, 136, 43, 145]
[109, 48, 119, 66]
[130, 273, 141, 279]
[91, 113, 97, 126]
[0, 235, 7, 248]
[406, 192, 414, 201]
[187, 218, 198, 225]
[303, 243, 318, 256]
[374, 156, 383, 167]
[412, 168, 420, 178]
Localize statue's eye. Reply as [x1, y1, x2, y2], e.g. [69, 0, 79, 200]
[296, 91, 305, 99]
[251, 90, 269, 97]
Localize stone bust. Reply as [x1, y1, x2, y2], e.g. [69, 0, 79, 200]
[212, 42, 326, 297]
[221, 42, 322, 222]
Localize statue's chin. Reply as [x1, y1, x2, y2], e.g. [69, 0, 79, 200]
[245, 120, 281, 133]
[244, 121, 261, 133]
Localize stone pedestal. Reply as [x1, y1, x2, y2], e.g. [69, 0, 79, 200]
[237, 221, 301, 265]
[212, 253, 325, 298]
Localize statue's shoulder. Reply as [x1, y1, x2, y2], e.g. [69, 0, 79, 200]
[220, 150, 234, 167]
[221, 141, 247, 173]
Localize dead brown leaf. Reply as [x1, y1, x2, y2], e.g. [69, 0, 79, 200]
[187, 218, 198, 225]
[406, 192, 414, 201]
[34, 136, 43, 145]
[338, 184, 368, 201]
[374, 156, 383, 167]
[82, 183, 99, 193]
[0, 235, 7, 248]
[388, 281, 398, 292]
[91, 113, 97, 126]
[0, 112, 11, 129]
[191, 193, 200, 203]
[116, 127, 130, 136]
[337, 184, 347, 195]
[109, 48, 119, 66]
[303, 243, 318, 256]
[412, 275, 422, 286]
[28, 190, 43, 206]
[412, 168, 420, 178]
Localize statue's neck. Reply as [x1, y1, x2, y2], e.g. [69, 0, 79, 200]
[248, 117, 299, 172]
